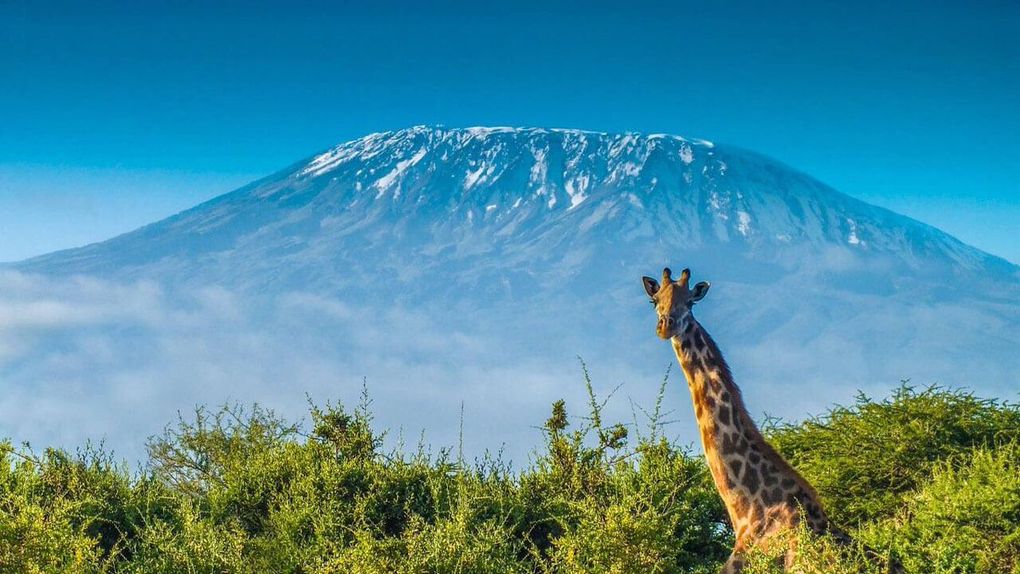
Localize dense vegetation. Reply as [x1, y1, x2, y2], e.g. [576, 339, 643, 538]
[1, 379, 1017, 573]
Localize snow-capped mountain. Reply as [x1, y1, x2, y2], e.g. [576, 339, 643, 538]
[17, 126, 1015, 291]
[4, 126, 1018, 461]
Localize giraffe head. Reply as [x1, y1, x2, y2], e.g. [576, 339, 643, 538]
[642, 267, 711, 339]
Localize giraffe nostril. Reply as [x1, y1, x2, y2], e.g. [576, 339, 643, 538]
[657, 317, 676, 333]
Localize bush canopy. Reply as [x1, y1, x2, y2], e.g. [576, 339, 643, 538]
[1, 378, 1017, 573]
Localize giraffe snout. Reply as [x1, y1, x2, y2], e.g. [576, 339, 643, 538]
[656, 315, 676, 338]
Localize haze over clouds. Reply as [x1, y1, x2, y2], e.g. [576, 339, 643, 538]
[1, 267, 1015, 464]
[0, 271, 608, 463]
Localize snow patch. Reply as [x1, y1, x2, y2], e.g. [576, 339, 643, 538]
[301, 147, 357, 177]
[530, 147, 549, 196]
[565, 174, 590, 209]
[464, 162, 496, 189]
[530, 148, 548, 181]
[608, 134, 637, 159]
[464, 166, 486, 189]
[300, 132, 390, 177]
[708, 191, 729, 220]
[846, 218, 864, 245]
[618, 162, 642, 178]
[679, 143, 694, 165]
[373, 147, 427, 198]
[736, 211, 752, 236]
[465, 126, 517, 138]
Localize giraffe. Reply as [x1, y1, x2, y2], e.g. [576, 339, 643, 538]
[641, 266, 881, 573]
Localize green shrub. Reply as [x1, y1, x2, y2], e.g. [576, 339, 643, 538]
[863, 442, 1020, 574]
[767, 384, 1020, 526]
[740, 523, 885, 574]
[0, 442, 106, 573]
[0, 381, 1016, 572]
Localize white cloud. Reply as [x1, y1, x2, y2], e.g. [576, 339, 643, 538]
[0, 270, 1016, 466]
[0, 271, 591, 463]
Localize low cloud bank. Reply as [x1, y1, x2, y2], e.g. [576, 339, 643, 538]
[1, 271, 1016, 465]
[0, 272, 634, 463]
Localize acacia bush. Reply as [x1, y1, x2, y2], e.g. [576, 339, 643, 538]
[766, 385, 1020, 527]
[0, 382, 1016, 573]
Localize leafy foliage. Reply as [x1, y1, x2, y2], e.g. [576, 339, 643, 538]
[767, 385, 1020, 526]
[0, 382, 1016, 573]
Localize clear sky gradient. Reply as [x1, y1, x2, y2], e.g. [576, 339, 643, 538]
[1, 0, 1017, 263]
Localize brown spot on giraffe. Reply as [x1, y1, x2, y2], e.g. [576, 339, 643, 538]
[718, 404, 731, 425]
[643, 266, 899, 573]
[740, 464, 761, 493]
[720, 432, 738, 455]
[729, 459, 743, 477]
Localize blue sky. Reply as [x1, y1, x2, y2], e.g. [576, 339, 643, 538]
[1, 0, 1017, 263]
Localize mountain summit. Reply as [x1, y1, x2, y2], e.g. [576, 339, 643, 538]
[17, 126, 1015, 293]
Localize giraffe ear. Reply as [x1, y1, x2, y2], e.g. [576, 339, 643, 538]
[642, 276, 660, 298]
[690, 281, 711, 303]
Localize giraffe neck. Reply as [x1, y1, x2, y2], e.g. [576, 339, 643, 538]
[671, 314, 828, 543]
